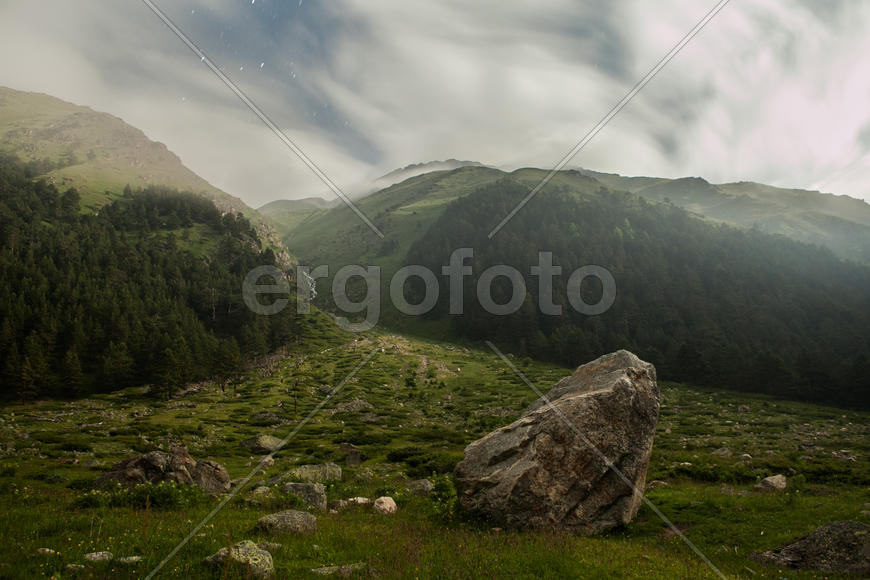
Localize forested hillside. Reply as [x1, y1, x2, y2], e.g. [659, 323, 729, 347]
[0, 155, 336, 400]
[402, 179, 870, 407]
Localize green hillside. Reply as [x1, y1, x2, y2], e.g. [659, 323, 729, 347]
[0, 86, 289, 261]
[582, 169, 870, 264]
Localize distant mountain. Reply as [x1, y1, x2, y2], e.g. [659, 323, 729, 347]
[372, 159, 487, 191]
[579, 169, 870, 264]
[0, 86, 288, 261]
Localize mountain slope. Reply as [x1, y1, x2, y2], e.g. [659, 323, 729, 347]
[581, 168, 870, 264]
[0, 86, 289, 261]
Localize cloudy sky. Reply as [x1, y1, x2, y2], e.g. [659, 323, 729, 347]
[2, 0, 870, 207]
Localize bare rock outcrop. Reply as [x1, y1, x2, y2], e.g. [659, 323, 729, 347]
[454, 350, 659, 534]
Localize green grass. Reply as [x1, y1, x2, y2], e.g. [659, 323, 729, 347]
[0, 332, 867, 578]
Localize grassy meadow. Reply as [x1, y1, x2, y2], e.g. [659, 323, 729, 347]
[0, 332, 867, 579]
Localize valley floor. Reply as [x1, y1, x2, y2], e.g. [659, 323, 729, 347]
[0, 333, 867, 579]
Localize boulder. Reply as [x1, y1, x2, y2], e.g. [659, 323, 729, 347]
[311, 562, 366, 576]
[282, 482, 327, 511]
[407, 478, 435, 497]
[373, 496, 397, 515]
[454, 350, 659, 534]
[755, 474, 787, 491]
[277, 463, 342, 483]
[84, 551, 113, 563]
[204, 540, 274, 579]
[241, 434, 284, 454]
[256, 510, 317, 534]
[753, 521, 869, 574]
[95, 448, 230, 494]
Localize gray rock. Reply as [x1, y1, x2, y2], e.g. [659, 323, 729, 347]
[84, 551, 113, 563]
[755, 474, 787, 491]
[204, 540, 274, 579]
[257, 542, 283, 552]
[332, 397, 373, 414]
[310, 562, 366, 576]
[241, 434, 284, 454]
[65, 564, 86, 571]
[454, 350, 659, 534]
[373, 496, 397, 515]
[753, 521, 869, 574]
[117, 556, 142, 565]
[279, 462, 342, 483]
[95, 448, 230, 494]
[282, 482, 327, 511]
[646, 480, 669, 491]
[250, 412, 283, 426]
[407, 478, 435, 497]
[712, 447, 732, 458]
[255, 510, 317, 534]
[35, 548, 58, 556]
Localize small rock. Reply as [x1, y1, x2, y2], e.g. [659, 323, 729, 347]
[65, 564, 86, 571]
[277, 463, 342, 483]
[36, 548, 58, 556]
[755, 474, 787, 492]
[204, 540, 274, 579]
[407, 478, 435, 497]
[117, 556, 142, 564]
[84, 551, 113, 563]
[739, 453, 752, 460]
[346, 497, 371, 506]
[256, 510, 317, 534]
[373, 496, 397, 515]
[646, 480, 669, 490]
[251, 486, 272, 497]
[328, 499, 348, 510]
[737, 404, 750, 413]
[712, 447, 732, 458]
[310, 562, 366, 576]
[241, 435, 284, 454]
[257, 542, 283, 552]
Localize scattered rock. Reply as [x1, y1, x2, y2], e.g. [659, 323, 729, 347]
[646, 480, 669, 491]
[257, 542, 283, 552]
[256, 510, 317, 534]
[204, 540, 274, 579]
[407, 478, 435, 497]
[310, 562, 366, 576]
[250, 486, 272, 498]
[346, 497, 371, 506]
[755, 474, 787, 492]
[753, 521, 869, 574]
[241, 434, 284, 454]
[250, 412, 283, 426]
[738, 454, 753, 461]
[373, 496, 397, 515]
[36, 548, 58, 556]
[712, 447, 732, 458]
[737, 405, 750, 413]
[328, 499, 348, 510]
[95, 448, 230, 494]
[454, 350, 659, 534]
[282, 482, 327, 511]
[333, 398, 374, 414]
[84, 551, 113, 563]
[65, 564, 86, 571]
[281, 463, 342, 483]
[117, 556, 142, 565]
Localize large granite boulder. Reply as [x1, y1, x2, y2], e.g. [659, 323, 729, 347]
[282, 482, 327, 511]
[95, 448, 230, 494]
[255, 510, 317, 535]
[241, 434, 284, 454]
[454, 350, 659, 534]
